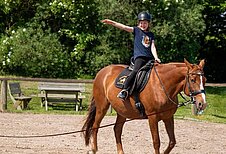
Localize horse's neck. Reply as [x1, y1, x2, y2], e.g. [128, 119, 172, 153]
[156, 63, 187, 97]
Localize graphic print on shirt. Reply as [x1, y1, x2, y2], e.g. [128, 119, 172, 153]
[142, 35, 150, 48]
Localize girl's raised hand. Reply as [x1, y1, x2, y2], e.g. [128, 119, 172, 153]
[101, 19, 114, 25]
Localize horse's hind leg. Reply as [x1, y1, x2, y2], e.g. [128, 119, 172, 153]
[114, 114, 126, 154]
[91, 101, 110, 153]
[163, 116, 176, 154]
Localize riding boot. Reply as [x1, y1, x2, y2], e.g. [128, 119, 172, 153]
[117, 89, 129, 101]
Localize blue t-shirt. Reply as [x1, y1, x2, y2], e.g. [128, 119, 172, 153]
[133, 27, 155, 60]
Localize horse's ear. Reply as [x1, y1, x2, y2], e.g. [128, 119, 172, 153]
[184, 58, 192, 70]
[199, 59, 205, 69]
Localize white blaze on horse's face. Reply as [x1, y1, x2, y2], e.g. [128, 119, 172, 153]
[193, 73, 207, 113]
[199, 75, 206, 105]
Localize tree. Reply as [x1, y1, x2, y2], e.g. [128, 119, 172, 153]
[31, 0, 100, 77]
[200, 0, 226, 82]
[97, 0, 206, 64]
[0, 0, 38, 34]
[94, 0, 135, 70]
[0, 0, 224, 82]
[0, 0, 100, 78]
[0, 26, 70, 78]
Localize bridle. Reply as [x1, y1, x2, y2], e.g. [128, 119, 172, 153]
[153, 64, 206, 107]
[184, 71, 206, 105]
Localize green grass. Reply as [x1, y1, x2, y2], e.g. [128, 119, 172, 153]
[4, 81, 226, 124]
[175, 86, 226, 123]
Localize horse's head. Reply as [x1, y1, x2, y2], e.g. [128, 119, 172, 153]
[184, 59, 207, 114]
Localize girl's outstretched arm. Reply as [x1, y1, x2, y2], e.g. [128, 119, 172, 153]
[101, 19, 133, 33]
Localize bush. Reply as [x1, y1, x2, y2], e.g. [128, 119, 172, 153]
[0, 26, 71, 78]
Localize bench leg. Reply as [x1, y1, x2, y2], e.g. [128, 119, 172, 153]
[22, 99, 31, 109]
[79, 99, 83, 111]
[75, 93, 84, 111]
[14, 101, 22, 110]
[75, 99, 82, 111]
[75, 103, 79, 111]
[45, 100, 48, 111]
[40, 98, 45, 107]
[14, 99, 31, 110]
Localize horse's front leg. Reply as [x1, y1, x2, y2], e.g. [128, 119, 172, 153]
[114, 114, 126, 154]
[163, 116, 176, 154]
[148, 116, 160, 154]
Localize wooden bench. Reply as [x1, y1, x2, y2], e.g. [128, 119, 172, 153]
[8, 82, 32, 110]
[38, 82, 85, 111]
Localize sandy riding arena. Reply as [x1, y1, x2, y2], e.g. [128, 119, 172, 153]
[0, 113, 225, 154]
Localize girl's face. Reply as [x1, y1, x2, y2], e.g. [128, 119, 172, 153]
[138, 20, 149, 31]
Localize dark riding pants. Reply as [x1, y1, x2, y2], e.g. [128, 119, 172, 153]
[124, 57, 150, 89]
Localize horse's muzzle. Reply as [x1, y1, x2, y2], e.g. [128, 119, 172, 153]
[193, 97, 207, 115]
[196, 101, 207, 111]
[192, 92, 207, 114]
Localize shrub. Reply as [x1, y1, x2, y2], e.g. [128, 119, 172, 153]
[0, 26, 71, 78]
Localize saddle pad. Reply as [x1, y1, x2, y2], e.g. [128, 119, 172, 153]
[115, 67, 131, 89]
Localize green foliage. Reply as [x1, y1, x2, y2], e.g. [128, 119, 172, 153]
[0, 0, 38, 34]
[0, 0, 100, 78]
[200, 0, 226, 82]
[0, 26, 70, 78]
[144, 0, 206, 63]
[33, 0, 100, 77]
[96, 0, 135, 66]
[97, 0, 206, 65]
[0, 0, 225, 82]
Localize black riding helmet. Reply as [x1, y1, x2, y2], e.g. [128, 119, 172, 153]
[138, 11, 151, 21]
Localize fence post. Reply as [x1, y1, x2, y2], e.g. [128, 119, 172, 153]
[191, 104, 197, 115]
[0, 80, 7, 111]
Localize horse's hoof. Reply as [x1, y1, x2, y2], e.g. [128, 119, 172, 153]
[87, 150, 95, 154]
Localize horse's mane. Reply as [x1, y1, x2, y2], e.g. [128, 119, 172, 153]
[158, 62, 186, 69]
[167, 62, 186, 67]
[155, 62, 187, 74]
[166, 62, 202, 70]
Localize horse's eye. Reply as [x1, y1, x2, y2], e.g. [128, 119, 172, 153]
[191, 78, 196, 83]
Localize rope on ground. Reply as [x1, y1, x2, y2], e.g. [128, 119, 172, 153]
[0, 106, 177, 138]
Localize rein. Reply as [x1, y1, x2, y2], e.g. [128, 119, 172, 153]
[153, 64, 193, 107]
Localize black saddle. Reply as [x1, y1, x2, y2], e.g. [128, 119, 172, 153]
[115, 60, 154, 94]
[115, 60, 154, 117]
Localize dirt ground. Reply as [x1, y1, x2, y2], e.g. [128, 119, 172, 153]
[0, 113, 225, 154]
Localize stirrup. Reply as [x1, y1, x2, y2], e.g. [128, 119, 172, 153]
[117, 89, 128, 100]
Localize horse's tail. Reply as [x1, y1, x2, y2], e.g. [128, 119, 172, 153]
[82, 96, 96, 146]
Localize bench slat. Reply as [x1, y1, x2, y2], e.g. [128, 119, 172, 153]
[38, 82, 85, 111]
[47, 98, 78, 103]
[38, 82, 85, 92]
[38, 94, 85, 99]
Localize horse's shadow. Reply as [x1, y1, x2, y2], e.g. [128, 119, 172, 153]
[211, 114, 226, 119]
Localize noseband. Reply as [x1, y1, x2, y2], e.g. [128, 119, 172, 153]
[185, 72, 206, 104]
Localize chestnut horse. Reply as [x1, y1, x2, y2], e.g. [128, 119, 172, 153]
[82, 59, 207, 154]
